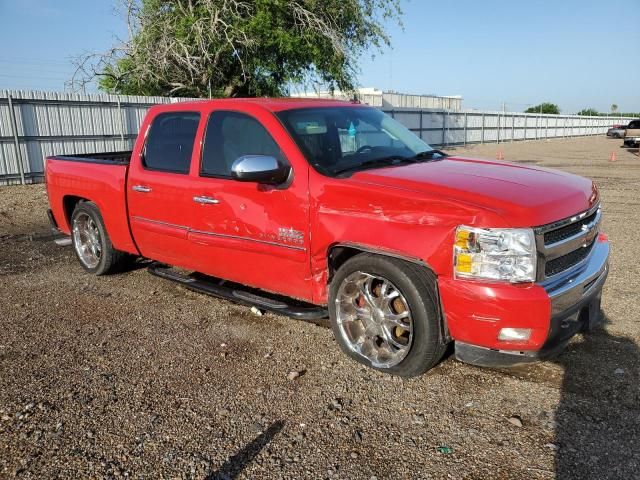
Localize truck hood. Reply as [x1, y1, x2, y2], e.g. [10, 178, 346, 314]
[349, 156, 598, 227]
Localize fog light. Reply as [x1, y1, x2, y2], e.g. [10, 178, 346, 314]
[498, 328, 532, 342]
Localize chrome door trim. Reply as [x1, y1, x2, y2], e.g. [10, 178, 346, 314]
[131, 216, 188, 230]
[131, 216, 306, 252]
[189, 228, 306, 251]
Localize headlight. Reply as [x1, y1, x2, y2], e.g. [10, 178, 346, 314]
[453, 226, 536, 282]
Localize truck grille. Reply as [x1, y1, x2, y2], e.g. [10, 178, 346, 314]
[545, 239, 595, 277]
[543, 209, 598, 245]
[535, 204, 601, 280]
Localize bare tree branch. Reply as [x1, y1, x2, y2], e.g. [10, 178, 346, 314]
[69, 0, 401, 97]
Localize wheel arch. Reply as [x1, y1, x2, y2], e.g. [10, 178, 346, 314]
[60, 194, 139, 256]
[327, 242, 436, 280]
[326, 242, 450, 343]
[62, 195, 91, 230]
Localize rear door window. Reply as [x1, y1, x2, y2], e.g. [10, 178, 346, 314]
[143, 112, 201, 173]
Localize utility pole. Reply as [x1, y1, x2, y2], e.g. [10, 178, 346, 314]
[389, 53, 393, 92]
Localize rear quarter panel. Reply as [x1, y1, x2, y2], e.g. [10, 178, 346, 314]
[46, 158, 138, 254]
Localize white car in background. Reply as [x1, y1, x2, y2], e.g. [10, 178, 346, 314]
[606, 124, 626, 138]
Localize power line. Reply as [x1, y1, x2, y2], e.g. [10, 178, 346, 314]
[0, 83, 68, 92]
[0, 56, 71, 66]
[0, 73, 69, 81]
[0, 67, 73, 76]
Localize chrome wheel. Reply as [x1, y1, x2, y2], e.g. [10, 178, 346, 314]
[72, 212, 102, 269]
[335, 272, 413, 368]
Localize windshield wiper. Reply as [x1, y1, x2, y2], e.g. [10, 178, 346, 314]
[332, 155, 418, 176]
[412, 149, 448, 160]
[331, 150, 447, 176]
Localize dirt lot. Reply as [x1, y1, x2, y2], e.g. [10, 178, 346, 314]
[0, 136, 638, 479]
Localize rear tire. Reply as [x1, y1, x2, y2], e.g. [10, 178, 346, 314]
[70, 201, 131, 275]
[328, 253, 447, 377]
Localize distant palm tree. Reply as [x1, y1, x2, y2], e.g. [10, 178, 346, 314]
[611, 104, 618, 114]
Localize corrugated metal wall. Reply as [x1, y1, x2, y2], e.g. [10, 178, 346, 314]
[384, 109, 633, 147]
[0, 90, 196, 185]
[0, 89, 634, 185]
[380, 93, 462, 110]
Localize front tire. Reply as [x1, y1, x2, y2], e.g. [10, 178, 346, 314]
[328, 253, 447, 377]
[71, 201, 130, 275]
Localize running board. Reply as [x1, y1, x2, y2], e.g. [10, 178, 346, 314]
[148, 263, 328, 322]
[54, 235, 72, 246]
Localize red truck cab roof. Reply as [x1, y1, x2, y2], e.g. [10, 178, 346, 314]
[156, 97, 359, 113]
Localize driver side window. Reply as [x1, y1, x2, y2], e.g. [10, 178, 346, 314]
[201, 111, 282, 177]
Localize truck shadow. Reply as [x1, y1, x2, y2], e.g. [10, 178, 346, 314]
[128, 257, 154, 272]
[626, 147, 640, 157]
[205, 420, 284, 480]
[553, 316, 640, 479]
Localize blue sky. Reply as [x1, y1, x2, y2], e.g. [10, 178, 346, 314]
[359, 0, 640, 113]
[1, 0, 638, 113]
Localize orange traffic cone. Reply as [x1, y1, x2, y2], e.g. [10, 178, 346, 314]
[609, 151, 616, 162]
[496, 150, 504, 160]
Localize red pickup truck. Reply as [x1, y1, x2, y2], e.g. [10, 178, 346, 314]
[45, 99, 609, 376]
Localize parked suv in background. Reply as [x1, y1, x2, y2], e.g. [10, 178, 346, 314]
[606, 124, 626, 138]
[623, 120, 640, 147]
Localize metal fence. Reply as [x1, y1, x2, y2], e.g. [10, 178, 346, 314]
[384, 109, 634, 147]
[0, 89, 635, 185]
[0, 90, 199, 185]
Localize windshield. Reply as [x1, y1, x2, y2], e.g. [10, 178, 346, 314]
[277, 106, 439, 176]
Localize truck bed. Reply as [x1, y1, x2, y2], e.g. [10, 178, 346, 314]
[48, 151, 132, 165]
[45, 151, 138, 255]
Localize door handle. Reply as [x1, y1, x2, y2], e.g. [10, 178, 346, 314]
[132, 185, 152, 193]
[193, 195, 220, 205]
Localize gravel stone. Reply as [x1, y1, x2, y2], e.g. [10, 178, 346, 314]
[508, 416, 524, 428]
[0, 137, 638, 479]
[412, 414, 426, 425]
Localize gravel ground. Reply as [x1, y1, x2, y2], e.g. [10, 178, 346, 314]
[0, 136, 638, 479]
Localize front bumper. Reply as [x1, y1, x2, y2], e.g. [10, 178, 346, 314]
[440, 239, 609, 367]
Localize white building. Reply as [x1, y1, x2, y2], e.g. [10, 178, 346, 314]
[290, 87, 463, 111]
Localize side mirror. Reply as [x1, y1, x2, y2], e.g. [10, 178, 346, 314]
[231, 155, 290, 185]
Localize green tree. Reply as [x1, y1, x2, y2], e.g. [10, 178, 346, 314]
[611, 104, 618, 114]
[577, 108, 600, 116]
[72, 0, 402, 98]
[524, 103, 560, 114]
